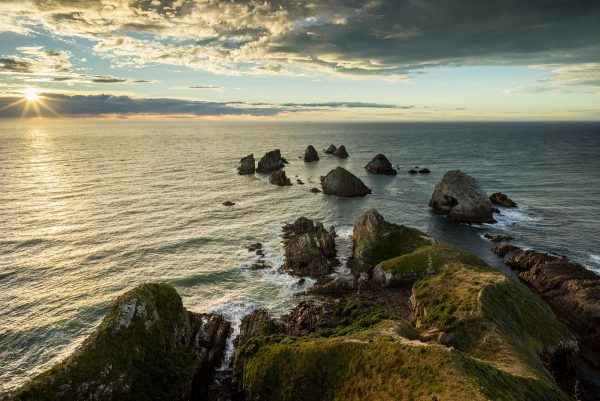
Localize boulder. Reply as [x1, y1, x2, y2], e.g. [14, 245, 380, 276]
[304, 145, 319, 162]
[429, 170, 496, 224]
[256, 149, 285, 173]
[269, 170, 292, 186]
[321, 167, 371, 197]
[247, 242, 262, 252]
[310, 187, 321, 193]
[280, 217, 338, 276]
[490, 192, 517, 208]
[418, 168, 430, 174]
[297, 179, 304, 185]
[333, 145, 349, 158]
[238, 154, 255, 175]
[223, 201, 235, 206]
[505, 250, 600, 370]
[364, 154, 397, 175]
[324, 144, 337, 154]
[408, 169, 418, 174]
[9, 283, 231, 401]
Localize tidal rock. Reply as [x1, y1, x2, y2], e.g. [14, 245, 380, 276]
[429, 170, 496, 224]
[418, 168, 430, 174]
[310, 187, 321, 193]
[238, 154, 255, 175]
[247, 242, 262, 252]
[492, 244, 520, 257]
[223, 201, 235, 206]
[506, 250, 600, 369]
[304, 145, 319, 162]
[350, 209, 433, 277]
[256, 149, 285, 173]
[297, 179, 304, 185]
[324, 144, 337, 154]
[321, 167, 371, 197]
[364, 154, 397, 175]
[490, 192, 517, 208]
[10, 283, 231, 401]
[408, 169, 418, 174]
[484, 233, 514, 242]
[281, 217, 337, 276]
[251, 261, 271, 270]
[269, 170, 292, 186]
[333, 145, 349, 158]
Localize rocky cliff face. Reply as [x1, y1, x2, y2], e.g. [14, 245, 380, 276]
[9, 283, 231, 401]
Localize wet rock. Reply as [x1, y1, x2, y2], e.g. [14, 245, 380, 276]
[297, 278, 306, 285]
[310, 187, 321, 193]
[408, 169, 418, 174]
[256, 149, 285, 173]
[321, 167, 371, 197]
[324, 144, 337, 154]
[297, 179, 304, 185]
[256, 249, 264, 256]
[247, 242, 262, 252]
[484, 233, 514, 242]
[364, 154, 397, 175]
[282, 157, 289, 164]
[490, 192, 517, 208]
[429, 170, 496, 224]
[222, 201, 235, 206]
[304, 145, 319, 162]
[333, 145, 349, 158]
[269, 170, 292, 186]
[492, 244, 520, 257]
[251, 261, 271, 270]
[281, 217, 338, 276]
[418, 168, 430, 174]
[238, 154, 255, 175]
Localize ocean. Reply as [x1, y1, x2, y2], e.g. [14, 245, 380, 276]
[1, 121, 599, 394]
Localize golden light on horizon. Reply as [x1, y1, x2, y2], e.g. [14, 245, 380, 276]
[23, 87, 40, 102]
[0, 87, 60, 119]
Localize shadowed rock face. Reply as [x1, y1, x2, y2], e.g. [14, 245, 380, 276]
[323, 144, 337, 154]
[269, 170, 292, 186]
[238, 154, 255, 175]
[9, 283, 231, 401]
[429, 170, 496, 224]
[506, 250, 600, 371]
[490, 192, 517, 207]
[321, 167, 371, 197]
[281, 216, 337, 276]
[333, 145, 349, 158]
[364, 154, 397, 175]
[256, 149, 285, 173]
[304, 145, 319, 162]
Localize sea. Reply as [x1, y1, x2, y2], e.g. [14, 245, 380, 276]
[1, 121, 599, 394]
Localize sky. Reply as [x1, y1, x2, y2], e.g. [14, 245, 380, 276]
[0, 0, 599, 121]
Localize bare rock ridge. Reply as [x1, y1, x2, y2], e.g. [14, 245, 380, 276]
[281, 216, 337, 276]
[256, 149, 285, 173]
[364, 154, 397, 175]
[321, 167, 371, 197]
[303, 145, 319, 162]
[238, 154, 255, 175]
[429, 169, 496, 224]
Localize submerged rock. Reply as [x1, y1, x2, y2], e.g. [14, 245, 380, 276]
[364, 154, 397, 175]
[247, 242, 262, 252]
[280, 217, 338, 276]
[269, 170, 292, 186]
[429, 170, 496, 224]
[418, 168, 430, 174]
[256, 149, 285, 173]
[490, 192, 517, 208]
[310, 187, 321, 193]
[238, 154, 255, 175]
[323, 144, 337, 154]
[10, 283, 231, 401]
[321, 167, 371, 197]
[303, 145, 319, 162]
[408, 169, 418, 174]
[297, 179, 304, 185]
[333, 145, 349, 158]
[223, 200, 235, 206]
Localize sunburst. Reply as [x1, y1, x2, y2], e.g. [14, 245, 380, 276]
[0, 87, 61, 119]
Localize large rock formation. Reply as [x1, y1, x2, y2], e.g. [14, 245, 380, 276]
[364, 154, 397, 175]
[269, 170, 292, 186]
[280, 217, 337, 276]
[303, 145, 319, 162]
[506, 250, 600, 370]
[429, 170, 496, 224]
[321, 167, 371, 197]
[490, 192, 517, 207]
[333, 145, 348, 158]
[9, 283, 230, 401]
[323, 144, 337, 154]
[238, 154, 255, 175]
[256, 149, 285, 173]
[350, 209, 434, 277]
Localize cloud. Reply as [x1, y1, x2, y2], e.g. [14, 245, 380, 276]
[0, 1, 598, 79]
[0, 92, 404, 119]
[506, 63, 600, 94]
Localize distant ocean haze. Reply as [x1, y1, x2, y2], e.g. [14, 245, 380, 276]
[0, 121, 599, 394]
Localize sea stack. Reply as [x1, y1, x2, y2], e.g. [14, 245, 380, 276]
[334, 145, 349, 158]
[238, 154, 255, 175]
[256, 149, 285, 173]
[429, 170, 496, 224]
[270, 170, 292, 186]
[365, 154, 397, 175]
[304, 145, 319, 162]
[324, 144, 337, 154]
[321, 167, 371, 197]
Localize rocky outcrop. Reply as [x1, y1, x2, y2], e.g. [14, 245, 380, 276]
[280, 217, 338, 276]
[505, 250, 600, 370]
[484, 233, 514, 242]
[238, 154, 255, 175]
[429, 170, 496, 224]
[304, 145, 319, 162]
[350, 209, 434, 277]
[408, 169, 418, 174]
[490, 192, 517, 207]
[309, 275, 358, 295]
[333, 145, 348, 158]
[418, 168, 430, 174]
[256, 149, 285, 173]
[323, 144, 337, 154]
[491, 244, 520, 257]
[364, 154, 397, 175]
[269, 170, 292, 186]
[10, 283, 231, 401]
[321, 167, 371, 197]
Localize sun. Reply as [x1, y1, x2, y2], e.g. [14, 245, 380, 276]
[24, 88, 40, 102]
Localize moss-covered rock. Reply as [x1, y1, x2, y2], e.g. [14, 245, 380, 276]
[9, 283, 231, 401]
[350, 209, 434, 276]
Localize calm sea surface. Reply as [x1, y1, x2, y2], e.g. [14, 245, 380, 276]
[1, 121, 599, 393]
